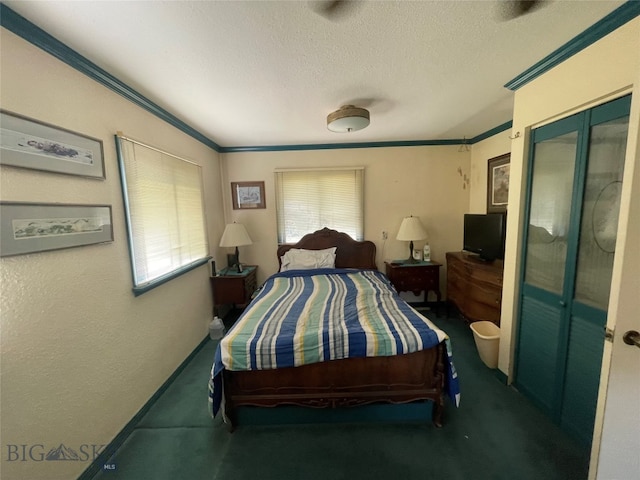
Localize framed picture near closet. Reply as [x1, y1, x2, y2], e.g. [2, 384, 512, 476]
[487, 153, 510, 213]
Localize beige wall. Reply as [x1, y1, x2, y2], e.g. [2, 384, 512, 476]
[221, 146, 471, 297]
[0, 29, 223, 480]
[499, 17, 640, 380]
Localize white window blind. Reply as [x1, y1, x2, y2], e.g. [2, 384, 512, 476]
[117, 136, 209, 292]
[275, 168, 364, 244]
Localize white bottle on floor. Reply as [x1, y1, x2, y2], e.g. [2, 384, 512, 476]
[209, 316, 225, 339]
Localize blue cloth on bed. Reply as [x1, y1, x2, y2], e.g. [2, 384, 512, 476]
[209, 268, 460, 417]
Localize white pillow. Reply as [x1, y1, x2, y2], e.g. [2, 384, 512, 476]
[280, 247, 336, 272]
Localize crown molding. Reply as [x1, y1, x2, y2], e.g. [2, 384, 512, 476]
[6, 2, 626, 154]
[0, 4, 222, 152]
[505, 1, 640, 91]
[220, 139, 466, 153]
[220, 122, 515, 153]
[470, 121, 513, 144]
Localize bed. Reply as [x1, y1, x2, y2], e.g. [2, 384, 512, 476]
[209, 228, 459, 430]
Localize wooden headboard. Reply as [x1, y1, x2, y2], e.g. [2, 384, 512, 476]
[277, 228, 377, 270]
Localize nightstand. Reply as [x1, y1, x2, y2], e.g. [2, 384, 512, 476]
[211, 266, 257, 318]
[384, 260, 442, 307]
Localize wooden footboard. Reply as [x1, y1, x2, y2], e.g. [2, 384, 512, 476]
[223, 343, 446, 430]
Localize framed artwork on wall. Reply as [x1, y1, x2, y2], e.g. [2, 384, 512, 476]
[0, 202, 113, 257]
[231, 181, 266, 209]
[487, 153, 510, 213]
[0, 110, 105, 179]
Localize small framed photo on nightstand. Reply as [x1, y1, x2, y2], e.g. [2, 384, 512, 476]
[413, 248, 422, 261]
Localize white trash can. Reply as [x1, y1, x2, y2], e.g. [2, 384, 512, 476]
[470, 321, 500, 369]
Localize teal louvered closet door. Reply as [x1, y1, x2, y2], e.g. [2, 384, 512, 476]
[515, 95, 630, 447]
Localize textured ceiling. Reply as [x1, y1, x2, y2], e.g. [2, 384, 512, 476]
[3, 1, 628, 148]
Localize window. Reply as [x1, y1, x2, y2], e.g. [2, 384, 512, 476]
[116, 136, 209, 294]
[275, 167, 364, 244]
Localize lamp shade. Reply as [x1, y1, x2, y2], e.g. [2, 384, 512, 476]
[219, 223, 252, 247]
[396, 216, 427, 241]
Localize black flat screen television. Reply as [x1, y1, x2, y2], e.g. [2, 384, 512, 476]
[463, 213, 506, 261]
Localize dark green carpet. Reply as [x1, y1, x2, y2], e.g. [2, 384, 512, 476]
[90, 311, 589, 480]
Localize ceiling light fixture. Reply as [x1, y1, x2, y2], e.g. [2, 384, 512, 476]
[327, 105, 370, 133]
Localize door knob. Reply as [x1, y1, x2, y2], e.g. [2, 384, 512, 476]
[623, 330, 640, 348]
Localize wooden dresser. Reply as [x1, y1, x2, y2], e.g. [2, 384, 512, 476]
[446, 252, 504, 325]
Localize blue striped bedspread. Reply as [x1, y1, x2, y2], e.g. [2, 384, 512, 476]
[209, 268, 460, 417]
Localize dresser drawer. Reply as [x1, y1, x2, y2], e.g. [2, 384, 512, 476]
[393, 269, 438, 289]
[446, 252, 503, 325]
[468, 266, 503, 287]
[446, 267, 465, 288]
[467, 281, 502, 309]
[384, 261, 442, 301]
[462, 300, 501, 324]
